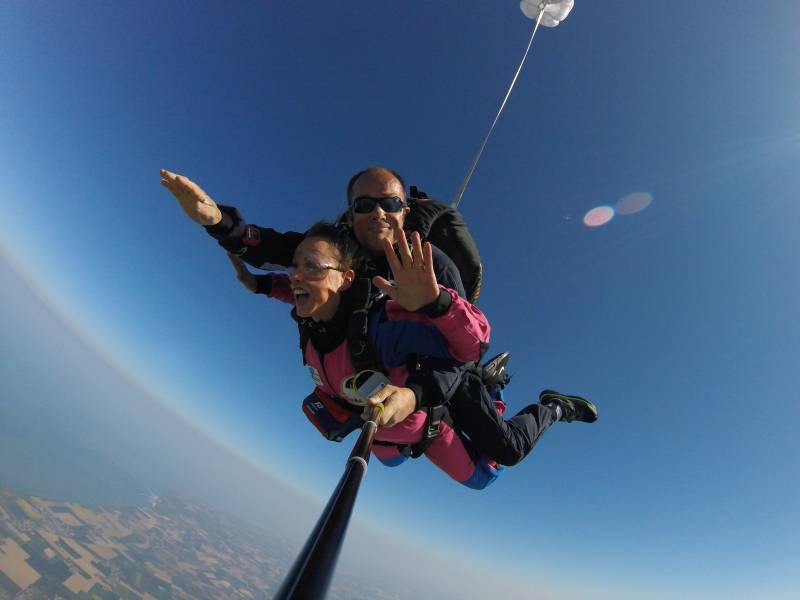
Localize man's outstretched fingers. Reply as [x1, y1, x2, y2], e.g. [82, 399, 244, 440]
[410, 231, 425, 267]
[382, 238, 402, 278]
[159, 169, 223, 226]
[394, 227, 414, 268]
[423, 240, 433, 273]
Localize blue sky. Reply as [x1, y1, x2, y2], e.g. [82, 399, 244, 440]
[1, 1, 799, 598]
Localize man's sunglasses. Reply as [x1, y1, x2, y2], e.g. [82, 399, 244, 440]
[350, 196, 407, 214]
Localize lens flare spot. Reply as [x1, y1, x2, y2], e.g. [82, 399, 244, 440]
[583, 206, 614, 227]
[615, 192, 652, 215]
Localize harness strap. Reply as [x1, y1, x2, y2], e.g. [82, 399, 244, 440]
[347, 278, 387, 373]
[373, 404, 450, 459]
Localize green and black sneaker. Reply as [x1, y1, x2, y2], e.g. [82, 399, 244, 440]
[539, 390, 598, 423]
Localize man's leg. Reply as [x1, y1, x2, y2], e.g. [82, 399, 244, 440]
[449, 370, 558, 466]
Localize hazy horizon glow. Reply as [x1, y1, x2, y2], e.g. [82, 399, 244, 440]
[0, 240, 323, 508]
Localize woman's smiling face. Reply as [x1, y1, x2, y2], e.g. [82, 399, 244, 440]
[290, 237, 354, 321]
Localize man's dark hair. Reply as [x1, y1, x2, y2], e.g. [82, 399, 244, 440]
[345, 166, 407, 203]
[303, 221, 357, 270]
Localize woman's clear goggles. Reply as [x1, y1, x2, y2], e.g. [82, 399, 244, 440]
[350, 195, 406, 214]
[288, 259, 345, 280]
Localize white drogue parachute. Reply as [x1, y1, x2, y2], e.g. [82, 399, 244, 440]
[452, 0, 575, 208]
[520, 0, 574, 27]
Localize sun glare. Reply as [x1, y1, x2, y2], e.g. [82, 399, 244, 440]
[583, 205, 615, 227]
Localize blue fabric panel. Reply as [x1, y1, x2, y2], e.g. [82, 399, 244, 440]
[375, 454, 409, 468]
[369, 310, 452, 367]
[459, 459, 505, 490]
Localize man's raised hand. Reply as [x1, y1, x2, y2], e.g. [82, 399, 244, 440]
[160, 169, 223, 226]
[372, 229, 440, 312]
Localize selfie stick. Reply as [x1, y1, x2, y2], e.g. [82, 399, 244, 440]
[274, 404, 383, 599]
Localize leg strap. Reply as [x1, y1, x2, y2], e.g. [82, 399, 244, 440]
[373, 405, 449, 459]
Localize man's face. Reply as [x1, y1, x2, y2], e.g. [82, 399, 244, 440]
[348, 171, 410, 254]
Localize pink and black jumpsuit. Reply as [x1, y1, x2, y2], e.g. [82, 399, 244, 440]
[264, 274, 502, 490]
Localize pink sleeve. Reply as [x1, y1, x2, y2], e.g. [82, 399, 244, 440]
[385, 286, 491, 363]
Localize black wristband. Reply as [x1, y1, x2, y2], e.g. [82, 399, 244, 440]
[416, 288, 452, 318]
[204, 210, 234, 238]
[406, 382, 424, 411]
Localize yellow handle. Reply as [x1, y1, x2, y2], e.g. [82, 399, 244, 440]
[369, 403, 384, 423]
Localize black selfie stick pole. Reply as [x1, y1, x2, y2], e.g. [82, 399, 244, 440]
[274, 404, 382, 599]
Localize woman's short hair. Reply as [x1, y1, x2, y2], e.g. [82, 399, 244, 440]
[303, 221, 357, 270]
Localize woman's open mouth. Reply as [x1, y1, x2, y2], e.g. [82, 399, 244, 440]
[293, 288, 310, 307]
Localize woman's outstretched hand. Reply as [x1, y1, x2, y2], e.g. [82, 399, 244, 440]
[160, 169, 223, 226]
[372, 228, 440, 312]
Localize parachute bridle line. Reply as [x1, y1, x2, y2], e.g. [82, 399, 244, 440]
[451, 6, 546, 209]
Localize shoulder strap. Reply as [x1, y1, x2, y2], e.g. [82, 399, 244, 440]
[346, 278, 387, 373]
